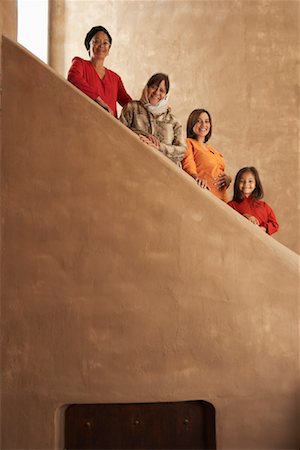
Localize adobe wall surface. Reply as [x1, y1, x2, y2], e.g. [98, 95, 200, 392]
[0, 0, 17, 153]
[1, 38, 299, 449]
[49, 0, 300, 253]
[0, 1, 17, 42]
[0, 0, 17, 83]
[0, 17, 17, 450]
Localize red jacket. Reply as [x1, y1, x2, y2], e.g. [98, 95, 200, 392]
[68, 57, 132, 117]
[228, 196, 279, 235]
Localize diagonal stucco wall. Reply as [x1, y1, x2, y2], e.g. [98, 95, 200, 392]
[1, 37, 299, 449]
[0, 4, 17, 447]
[48, 0, 300, 254]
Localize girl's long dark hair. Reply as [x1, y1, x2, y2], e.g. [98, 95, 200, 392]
[186, 109, 212, 143]
[232, 166, 264, 202]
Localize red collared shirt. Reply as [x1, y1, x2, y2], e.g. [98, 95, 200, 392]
[228, 196, 279, 235]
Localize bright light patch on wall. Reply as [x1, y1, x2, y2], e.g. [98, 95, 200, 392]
[17, 0, 48, 63]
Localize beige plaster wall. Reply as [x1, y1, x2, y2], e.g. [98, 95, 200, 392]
[0, 1, 17, 41]
[49, 0, 300, 254]
[1, 38, 299, 449]
[0, 0, 17, 150]
[0, 0, 17, 89]
[0, 17, 17, 449]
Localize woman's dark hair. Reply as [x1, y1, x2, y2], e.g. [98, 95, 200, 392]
[232, 166, 264, 202]
[186, 109, 212, 142]
[84, 26, 112, 52]
[147, 73, 170, 94]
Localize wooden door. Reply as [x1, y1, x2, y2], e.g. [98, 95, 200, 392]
[65, 401, 216, 449]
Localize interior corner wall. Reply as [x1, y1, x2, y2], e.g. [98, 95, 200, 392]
[0, 0, 17, 104]
[0, 4, 17, 448]
[48, 0, 300, 254]
[0, 0, 17, 41]
[0, 0, 17, 81]
[1, 0, 17, 260]
[0, 0, 17, 150]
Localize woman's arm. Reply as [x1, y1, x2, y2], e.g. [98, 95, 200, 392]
[181, 139, 197, 177]
[265, 203, 279, 235]
[117, 76, 132, 108]
[119, 103, 133, 127]
[67, 57, 99, 100]
[158, 120, 186, 164]
[68, 57, 112, 113]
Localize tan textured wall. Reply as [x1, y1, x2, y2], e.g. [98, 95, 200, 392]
[2, 38, 299, 449]
[0, 0, 17, 143]
[0, 20, 17, 449]
[0, 0, 17, 41]
[0, 0, 17, 83]
[49, 0, 300, 253]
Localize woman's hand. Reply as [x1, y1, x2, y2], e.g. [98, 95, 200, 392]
[196, 177, 210, 190]
[139, 134, 160, 149]
[243, 214, 260, 226]
[139, 135, 153, 146]
[214, 173, 231, 191]
[191, 173, 211, 190]
[95, 97, 113, 115]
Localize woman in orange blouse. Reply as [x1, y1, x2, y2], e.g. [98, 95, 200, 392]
[182, 109, 231, 201]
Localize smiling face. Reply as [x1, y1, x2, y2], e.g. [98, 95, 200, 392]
[89, 31, 111, 59]
[238, 171, 256, 197]
[192, 112, 211, 142]
[147, 80, 167, 105]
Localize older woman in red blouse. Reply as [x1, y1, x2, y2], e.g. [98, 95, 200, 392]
[68, 26, 132, 117]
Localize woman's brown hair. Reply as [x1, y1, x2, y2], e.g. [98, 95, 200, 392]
[147, 73, 170, 94]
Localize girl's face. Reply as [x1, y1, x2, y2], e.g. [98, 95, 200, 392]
[148, 80, 167, 105]
[239, 171, 256, 197]
[193, 112, 211, 142]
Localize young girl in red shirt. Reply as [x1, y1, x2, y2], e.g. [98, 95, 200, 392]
[228, 166, 279, 235]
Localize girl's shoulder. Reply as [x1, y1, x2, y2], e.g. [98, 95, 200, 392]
[255, 199, 274, 211]
[252, 198, 266, 206]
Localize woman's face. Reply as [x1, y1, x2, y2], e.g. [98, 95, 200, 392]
[89, 31, 111, 59]
[192, 112, 211, 141]
[238, 172, 256, 197]
[148, 80, 167, 105]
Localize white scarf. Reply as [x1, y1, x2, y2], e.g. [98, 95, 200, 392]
[140, 85, 170, 116]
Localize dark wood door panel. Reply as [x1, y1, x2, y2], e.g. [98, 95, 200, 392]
[65, 401, 216, 450]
